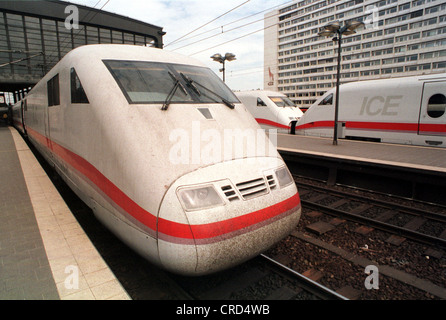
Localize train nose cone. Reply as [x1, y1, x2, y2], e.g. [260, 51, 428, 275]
[157, 191, 301, 276]
[157, 158, 301, 276]
[191, 193, 301, 275]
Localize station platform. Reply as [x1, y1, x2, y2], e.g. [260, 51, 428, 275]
[276, 134, 446, 204]
[0, 124, 130, 300]
[277, 134, 446, 174]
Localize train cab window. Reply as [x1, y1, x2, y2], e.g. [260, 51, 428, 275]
[319, 93, 333, 106]
[70, 68, 89, 104]
[269, 96, 296, 108]
[104, 60, 193, 104]
[427, 94, 446, 118]
[47, 74, 60, 107]
[257, 98, 267, 106]
[103, 60, 239, 105]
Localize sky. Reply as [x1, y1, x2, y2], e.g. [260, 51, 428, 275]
[64, 0, 294, 91]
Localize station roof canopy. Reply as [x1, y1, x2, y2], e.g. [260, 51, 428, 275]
[0, 0, 165, 94]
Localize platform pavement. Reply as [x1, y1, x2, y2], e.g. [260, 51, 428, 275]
[0, 124, 130, 300]
[277, 133, 446, 173]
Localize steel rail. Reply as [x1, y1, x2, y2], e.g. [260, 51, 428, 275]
[295, 180, 446, 223]
[260, 254, 349, 300]
[301, 198, 446, 249]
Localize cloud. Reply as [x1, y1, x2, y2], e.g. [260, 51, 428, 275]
[66, 0, 290, 90]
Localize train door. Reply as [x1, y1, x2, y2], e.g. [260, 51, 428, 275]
[418, 81, 446, 145]
[21, 100, 27, 135]
[44, 103, 51, 150]
[268, 97, 282, 128]
[45, 73, 60, 151]
[256, 96, 276, 127]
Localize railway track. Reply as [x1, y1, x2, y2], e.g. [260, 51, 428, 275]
[281, 176, 446, 299]
[259, 254, 348, 300]
[171, 254, 348, 300]
[295, 178, 446, 250]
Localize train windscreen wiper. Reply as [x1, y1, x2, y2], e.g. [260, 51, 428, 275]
[180, 73, 201, 97]
[162, 71, 188, 111]
[180, 73, 235, 109]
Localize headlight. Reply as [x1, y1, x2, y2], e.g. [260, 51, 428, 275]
[177, 185, 224, 211]
[275, 167, 293, 188]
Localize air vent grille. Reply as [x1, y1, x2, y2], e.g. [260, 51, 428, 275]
[236, 178, 268, 200]
[266, 175, 277, 190]
[221, 185, 240, 202]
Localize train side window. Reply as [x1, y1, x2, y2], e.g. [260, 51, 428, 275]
[319, 93, 333, 106]
[427, 94, 446, 118]
[47, 74, 60, 107]
[70, 68, 89, 104]
[257, 98, 267, 106]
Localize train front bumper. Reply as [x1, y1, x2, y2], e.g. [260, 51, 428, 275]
[157, 157, 301, 276]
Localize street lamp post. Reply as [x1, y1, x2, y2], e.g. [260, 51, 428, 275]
[318, 20, 364, 145]
[211, 53, 236, 82]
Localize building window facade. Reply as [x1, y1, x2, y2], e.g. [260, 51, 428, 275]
[265, 0, 446, 110]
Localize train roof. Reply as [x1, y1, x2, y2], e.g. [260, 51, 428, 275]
[235, 90, 288, 97]
[311, 73, 446, 107]
[339, 73, 446, 90]
[59, 44, 208, 69]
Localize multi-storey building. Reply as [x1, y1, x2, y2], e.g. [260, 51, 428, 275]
[264, 0, 446, 111]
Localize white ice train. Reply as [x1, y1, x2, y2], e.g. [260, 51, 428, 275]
[295, 74, 446, 147]
[12, 44, 301, 276]
[235, 90, 303, 134]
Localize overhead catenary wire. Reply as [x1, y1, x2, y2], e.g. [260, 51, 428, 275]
[0, 53, 44, 68]
[227, 67, 263, 77]
[189, 23, 275, 57]
[166, 1, 293, 89]
[171, 16, 265, 51]
[168, 0, 294, 48]
[172, 0, 295, 87]
[168, 0, 295, 56]
[164, 0, 251, 48]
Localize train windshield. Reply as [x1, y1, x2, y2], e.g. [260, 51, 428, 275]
[269, 96, 296, 108]
[104, 60, 239, 105]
